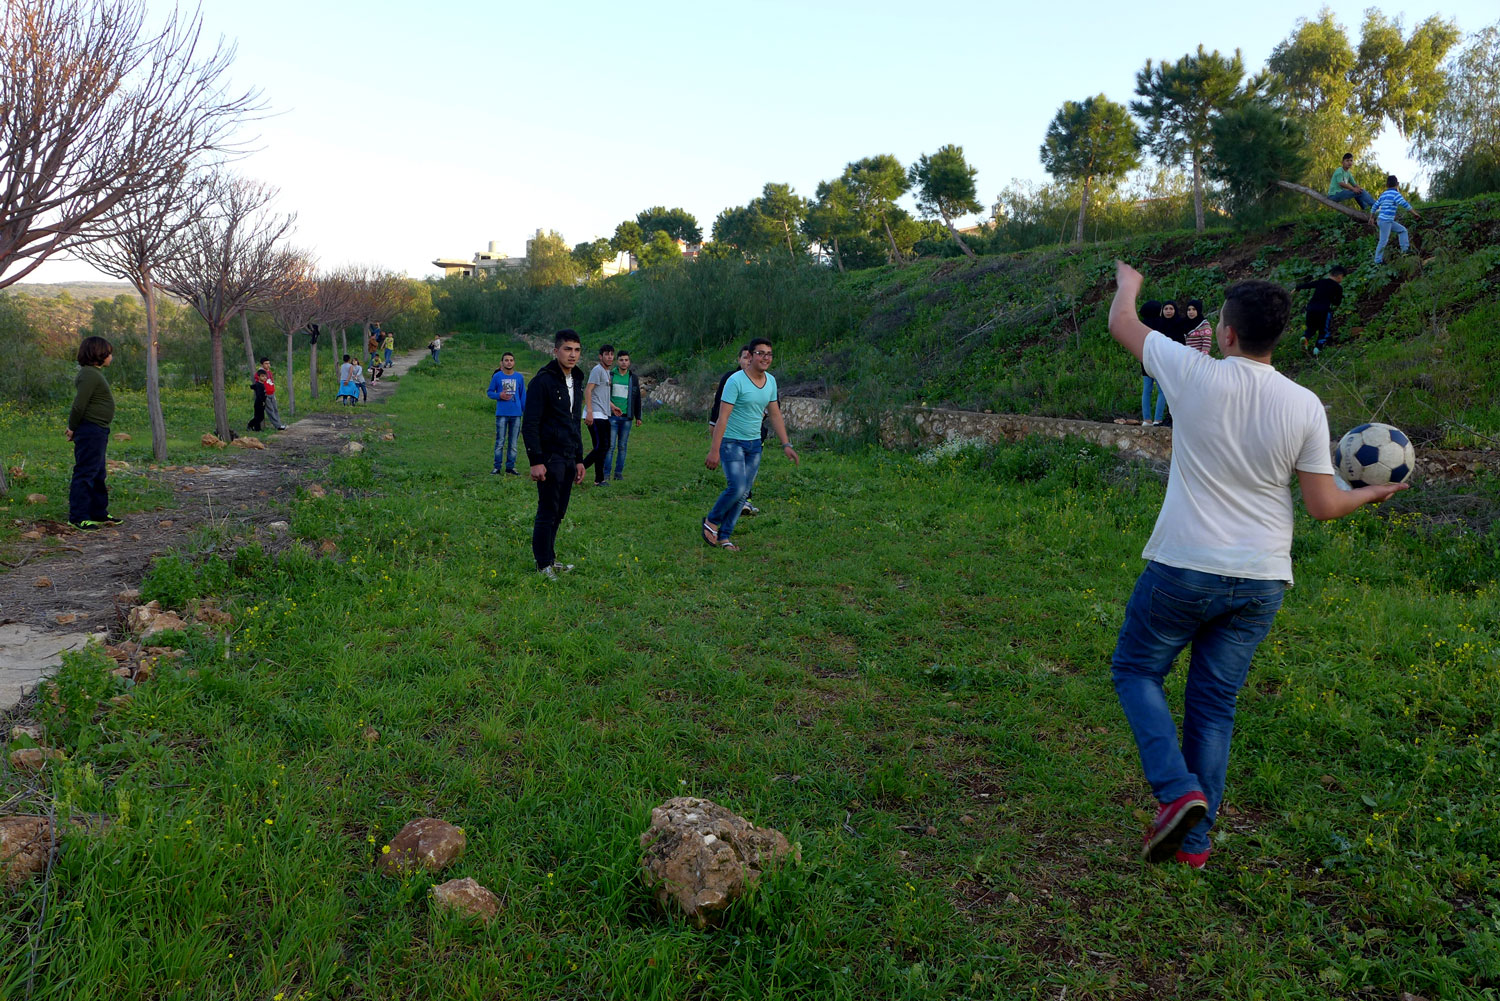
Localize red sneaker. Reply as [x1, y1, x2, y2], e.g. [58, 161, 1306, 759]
[1141, 791, 1208, 863]
[1175, 849, 1210, 869]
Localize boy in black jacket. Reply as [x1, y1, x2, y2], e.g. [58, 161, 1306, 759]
[522, 330, 586, 579]
[1295, 266, 1346, 357]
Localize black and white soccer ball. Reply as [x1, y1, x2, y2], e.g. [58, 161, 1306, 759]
[1334, 422, 1415, 487]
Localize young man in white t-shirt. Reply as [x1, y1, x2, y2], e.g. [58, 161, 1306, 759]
[1107, 260, 1407, 870]
[583, 344, 615, 486]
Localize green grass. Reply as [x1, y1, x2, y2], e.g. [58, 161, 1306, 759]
[3, 333, 1498, 999]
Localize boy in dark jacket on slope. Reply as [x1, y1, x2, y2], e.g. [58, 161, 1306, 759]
[522, 330, 586, 579]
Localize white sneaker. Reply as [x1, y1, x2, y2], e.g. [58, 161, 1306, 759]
[551, 562, 575, 574]
[1142, 420, 1155, 427]
[539, 566, 559, 581]
[741, 502, 760, 516]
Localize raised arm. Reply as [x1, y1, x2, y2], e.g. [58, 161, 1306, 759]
[1107, 261, 1152, 363]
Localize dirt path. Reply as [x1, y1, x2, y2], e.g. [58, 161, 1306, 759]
[0, 346, 430, 712]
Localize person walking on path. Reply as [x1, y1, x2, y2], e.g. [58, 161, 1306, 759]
[1295, 266, 1347, 356]
[584, 344, 615, 486]
[367, 330, 380, 369]
[353, 357, 367, 402]
[702, 338, 798, 551]
[487, 351, 526, 475]
[1327, 152, 1375, 212]
[1372, 175, 1423, 264]
[709, 346, 766, 515]
[259, 358, 288, 429]
[249, 369, 267, 432]
[607, 350, 642, 480]
[65, 336, 120, 531]
[522, 330, 586, 580]
[1105, 260, 1407, 870]
[382, 331, 395, 367]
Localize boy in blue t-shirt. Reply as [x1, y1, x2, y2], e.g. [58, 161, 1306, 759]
[1371, 174, 1424, 264]
[702, 338, 799, 550]
[486, 351, 526, 474]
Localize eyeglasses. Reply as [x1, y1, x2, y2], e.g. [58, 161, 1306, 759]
[752, 350, 773, 357]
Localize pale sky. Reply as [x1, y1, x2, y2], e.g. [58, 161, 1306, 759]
[19, 0, 1497, 285]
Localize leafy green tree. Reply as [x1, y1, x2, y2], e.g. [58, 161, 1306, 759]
[571, 238, 616, 278]
[610, 220, 643, 255]
[1208, 101, 1310, 217]
[804, 179, 862, 272]
[908, 144, 983, 257]
[635, 206, 701, 244]
[1415, 22, 1500, 198]
[1038, 98, 1140, 244]
[1133, 46, 1248, 231]
[1355, 11, 1461, 140]
[754, 183, 807, 259]
[711, 204, 762, 256]
[525, 229, 581, 287]
[636, 229, 683, 268]
[842, 154, 911, 263]
[1266, 11, 1374, 180]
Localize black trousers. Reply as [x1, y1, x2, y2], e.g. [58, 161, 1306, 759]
[250, 389, 265, 430]
[69, 422, 109, 523]
[532, 458, 575, 570]
[587, 421, 610, 483]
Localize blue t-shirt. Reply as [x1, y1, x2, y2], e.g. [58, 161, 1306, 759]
[720, 370, 777, 441]
[488, 370, 526, 417]
[1372, 189, 1411, 222]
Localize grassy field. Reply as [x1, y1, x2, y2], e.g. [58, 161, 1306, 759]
[3, 333, 1498, 999]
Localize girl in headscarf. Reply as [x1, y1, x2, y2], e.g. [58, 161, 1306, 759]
[1138, 300, 1166, 425]
[1183, 299, 1212, 355]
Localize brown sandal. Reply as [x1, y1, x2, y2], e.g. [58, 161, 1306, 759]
[701, 520, 719, 546]
[718, 540, 740, 551]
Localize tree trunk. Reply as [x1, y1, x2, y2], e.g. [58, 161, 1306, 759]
[284, 329, 296, 417]
[241, 310, 256, 375]
[1075, 175, 1092, 245]
[140, 274, 167, 461]
[0, 462, 7, 496]
[1192, 152, 1206, 232]
[1274, 180, 1374, 222]
[210, 323, 230, 441]
[942, 213, 977, 259]
[882, 216, 902, 264]
[831, 236, 845, 273]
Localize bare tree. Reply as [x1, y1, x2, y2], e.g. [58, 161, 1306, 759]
[157, 174, 297, 439]
[0, 0, 262, 288]
[76, 168, 207, 460]
[307, 267, 359, 401]
[260, 253, 316, 416]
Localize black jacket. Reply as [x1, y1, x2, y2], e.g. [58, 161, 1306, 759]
[1296, 278, 1344, 314]
[522, 360, 585, 466]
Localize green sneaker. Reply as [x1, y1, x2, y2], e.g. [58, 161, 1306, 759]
[69, 520, 104, 531]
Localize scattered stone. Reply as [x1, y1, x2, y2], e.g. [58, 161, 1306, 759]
[0, 816, 54, 888]
[9, 747, 66, 774]
[20, 530, 42, 540]
[306, 483, 326, 498]
[960, 814, 975, 826]
[638, 796, 799, 928]
[9, 725, 44, 743]
[378, 818, 466, 875]
[342, 441, 364, 454]
[111, 666, 132, 680]
[158, 520, 173, 528]
[194, 602, 233, 627]
[54, 613, 78, 625]
[113, 432, 131, 442]
[319, 540, 337, 555]
[924, 826, 938, 837]
[436, 404, 445, 409]
[133, 658, 155, 682]
[431, 877, 501, 923]
[362, 726, 379, 743]
[108, 693, 133, 709]
[116, 589, 141, 603]
[130, 533, 141, 541]
[126, 601, 189, 641]
[1400, 993, 1432, 1001]
[381, 432, 395, 442]
[230, 436, 265, 450]
[24, 493, 46, 504]
[1004, 892, 1021, 905]
[200, 434, 225, 448]
[33, 577, 52, 589]
[267, 521, 290, 532]
[106, 460, 131, 472]
[7, 466, 27, 480]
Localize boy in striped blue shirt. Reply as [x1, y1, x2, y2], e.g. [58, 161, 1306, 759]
[1372, 175, 1424, 265]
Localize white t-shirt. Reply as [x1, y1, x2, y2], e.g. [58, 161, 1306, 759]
[587, 363, 612, 419]
[353, 364, 364, 384]
[1141, 331, 1333, 583]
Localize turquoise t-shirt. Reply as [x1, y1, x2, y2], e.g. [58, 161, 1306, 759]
[720, 370, 777, 441]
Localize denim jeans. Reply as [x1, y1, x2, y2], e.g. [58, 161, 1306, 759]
[1329, 188, 1375, 211]
[431, 348, 441, 365]
[1141, 376, 1166, 423]
[1374, 218, 1408, 263]
[608, 416, 632, 477]
[1111, 561, 1285, 854]
[495, 415, 520, 472]
[69, 422, 110, 523]
[384, 349, 392, 365]
[706, 438, 763, 540]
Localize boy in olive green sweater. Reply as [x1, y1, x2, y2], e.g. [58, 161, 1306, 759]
[66, 336, 120, 530]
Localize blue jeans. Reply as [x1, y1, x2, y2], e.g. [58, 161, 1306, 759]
[608, 416, 632, 477]
[384, 349, 392, 365]
[69, 422, 110, 523]
[1111, 561, 1285, 854]
[494, 415, 520, 472]
[1329, 188, 1375, 211]
[706, 438, 762, 541]
[1141, 376, 1166, 423]
[1374, 218, 1408, 263]
[431, 348, 441, 365]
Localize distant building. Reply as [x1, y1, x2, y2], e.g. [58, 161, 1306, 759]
[431, 240, 526, 279]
